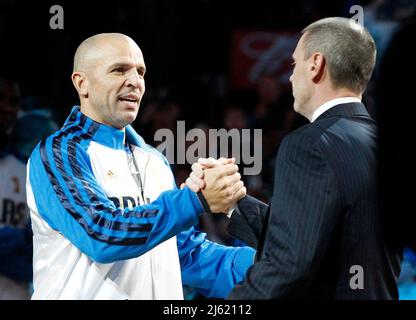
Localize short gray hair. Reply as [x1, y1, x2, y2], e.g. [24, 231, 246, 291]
[301, 17, 376, 94]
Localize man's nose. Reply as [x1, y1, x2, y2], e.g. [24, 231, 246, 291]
[125, 70, 141, 88]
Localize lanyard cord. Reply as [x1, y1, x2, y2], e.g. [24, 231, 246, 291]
[126, 142, 145, 203]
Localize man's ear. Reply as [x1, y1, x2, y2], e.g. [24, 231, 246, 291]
[309, 52, 325, 84]
[71, 71, 88, 97]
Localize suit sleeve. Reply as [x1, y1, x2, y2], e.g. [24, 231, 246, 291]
[227, 195, 269, 249]
[228, 132, 340, 299]
[177, 227, 256, 298]
[27, 137, 204, 263]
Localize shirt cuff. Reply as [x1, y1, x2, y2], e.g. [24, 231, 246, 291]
[226, 206, 235, 218]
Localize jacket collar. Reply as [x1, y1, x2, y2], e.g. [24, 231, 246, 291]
[315, 102, 373, 122]
[64, 106, 170, 167]
[64, 106, 126, 150]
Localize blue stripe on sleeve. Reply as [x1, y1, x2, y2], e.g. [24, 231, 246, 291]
[29, 124, 204, 262]
[39, 138, 149, 245]
[39, 125, 154, 244]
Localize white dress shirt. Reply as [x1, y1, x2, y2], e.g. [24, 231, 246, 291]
[311, 97, 361, 122]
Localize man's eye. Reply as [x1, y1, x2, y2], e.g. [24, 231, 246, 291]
[113, 68, 124, 73]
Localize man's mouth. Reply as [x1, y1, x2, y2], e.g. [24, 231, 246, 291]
[118, 94, 140, 108]
[119, 94, 139, 102]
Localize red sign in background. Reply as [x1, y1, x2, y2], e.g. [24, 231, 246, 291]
[230, 30, 299, 90]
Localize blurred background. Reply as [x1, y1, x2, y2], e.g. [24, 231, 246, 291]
[1, 0, 415, 299]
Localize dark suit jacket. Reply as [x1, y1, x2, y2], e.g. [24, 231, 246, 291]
[227, 102, 403, 299]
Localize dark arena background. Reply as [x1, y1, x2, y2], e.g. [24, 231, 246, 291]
[0, 0, 415, 308]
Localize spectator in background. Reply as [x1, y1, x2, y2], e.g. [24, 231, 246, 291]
[0, 78, 59, 300]
[0, 79, 57, 300]
[11, 109, 59, 160]
[0, 78, 32, 300]
[1, 83, 34, 298]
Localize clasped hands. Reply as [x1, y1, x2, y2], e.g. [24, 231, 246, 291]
[182, 157, 246, 213]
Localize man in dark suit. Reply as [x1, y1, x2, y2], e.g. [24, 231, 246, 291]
[188, 17, 403, 299]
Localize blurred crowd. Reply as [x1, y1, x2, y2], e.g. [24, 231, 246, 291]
[1, 0, 415, 300]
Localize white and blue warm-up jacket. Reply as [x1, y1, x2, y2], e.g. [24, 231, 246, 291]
[26, 106, 255, 299]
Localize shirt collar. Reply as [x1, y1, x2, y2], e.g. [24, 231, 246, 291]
[311, 97, 361, 123]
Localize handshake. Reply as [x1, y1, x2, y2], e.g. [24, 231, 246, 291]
[181, 157, 247, 213]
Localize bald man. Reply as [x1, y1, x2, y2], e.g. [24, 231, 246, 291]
[26, 33, 254, 300]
